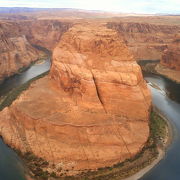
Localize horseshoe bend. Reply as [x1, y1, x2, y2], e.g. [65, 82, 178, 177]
[0, 22, 151, 175]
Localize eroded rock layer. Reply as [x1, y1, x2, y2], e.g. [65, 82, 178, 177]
[0, 23, 151, 173]
[0, 20, 72, 82]
[107, 22, 180, 61]
[154, 37, 180, 83]
[0, 21, 42, 82]
[19, 20, 72, 50]
[161, 38, 180, 71]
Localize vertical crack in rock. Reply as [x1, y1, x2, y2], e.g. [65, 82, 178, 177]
[76, 128, 90, 169]
[11, 109, 32, 152]
[0, 22, 151, 173]
[91, 71, 107, 114]
[31, 118, 43, 158]
[44, 124, 55, 164]
[113, 115, 132, 157]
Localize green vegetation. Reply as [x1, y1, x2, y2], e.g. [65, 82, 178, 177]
[150, 111, 168, 144]
[0, 71, 49, 111]
[57, 110, 167, 180]
[17, 110, 168, 180]
[65, 110, 167, 180]
[0, 61, 168, 180]
[16, 151, 57, 180]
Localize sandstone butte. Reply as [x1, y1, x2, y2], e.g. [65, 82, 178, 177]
[0, 22, 151, 174]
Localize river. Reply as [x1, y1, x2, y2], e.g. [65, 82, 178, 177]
[0, 58, 51, 180]
[140, 72, 180, 180]
[0, 60, 179, 180]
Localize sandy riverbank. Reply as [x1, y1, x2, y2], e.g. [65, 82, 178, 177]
[123, 149, 164, 180]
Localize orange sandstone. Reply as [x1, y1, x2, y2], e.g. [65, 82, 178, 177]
[0, 22, 151, 173]
[0, 21, 42, 82]
[161, 38, 180, 71]
[107, 22, 179, 61]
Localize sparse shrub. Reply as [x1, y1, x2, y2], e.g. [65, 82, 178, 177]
[50, 172, 57, 178]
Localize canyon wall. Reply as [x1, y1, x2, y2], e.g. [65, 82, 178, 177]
[0, 20, 72, 82]
[154, 37, 180, 83]
[0, 21, 42, 82]
[19, 20, 72, 50]
[1, 18, 179, 83]
[161, 38, 180, 71]
[0, 22, 151, 174]
[107, 22, 180, 61]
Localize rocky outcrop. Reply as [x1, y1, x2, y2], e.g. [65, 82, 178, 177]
[154, 38, 180, 83]
[19, 20, 72, 50]
[0, 20, 72, 82]
[107, 22, 180, 61]
[0, 23, 151, 174]
[161, 38, 180, 70]
[0, 21, 43, 82]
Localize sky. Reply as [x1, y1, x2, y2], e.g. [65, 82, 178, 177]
[0, 0, 180, 14]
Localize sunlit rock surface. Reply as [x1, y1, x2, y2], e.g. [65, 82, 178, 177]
[0, 22, 151, 173]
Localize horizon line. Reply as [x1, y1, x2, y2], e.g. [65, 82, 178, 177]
[0, 7, 180, 15]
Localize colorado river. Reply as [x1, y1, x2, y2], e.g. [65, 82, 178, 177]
[0, 60, 179, 180]
[140, 72, 180, 180]
[0, 58, 51, 180]
[0, 58, 51, 97]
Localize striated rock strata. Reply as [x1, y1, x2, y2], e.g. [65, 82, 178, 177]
[0, 21, 42, 82]
[107, 22, 180, 61]
[155, 38, 180, 83]
[19, 20, 72, 50]
[0, 20, 72, 82]
[0, 23, 151, 174]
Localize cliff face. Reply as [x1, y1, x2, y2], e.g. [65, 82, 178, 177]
[161, 39, 180, 70]
[0, 23, 151, 174]
[19, 20, 72, 50]
[0, 20, 72, 82]
[153, 38, 180, 83]
[107, 22, 180, 61]
[0, 21, 42, 82]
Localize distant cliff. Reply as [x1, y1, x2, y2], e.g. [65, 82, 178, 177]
[161, 38, 180, 70]
[19, 20, 72, 50]
[153, 37, 180, 83]
[107, 22, 180, 61]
